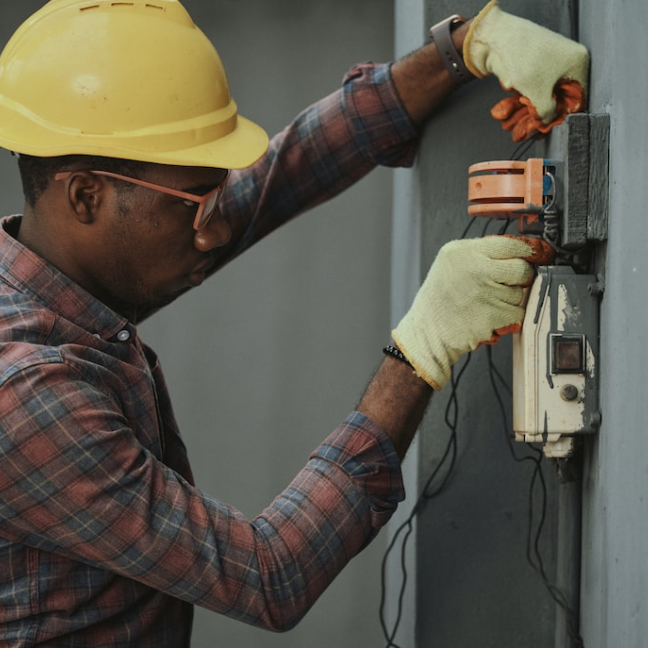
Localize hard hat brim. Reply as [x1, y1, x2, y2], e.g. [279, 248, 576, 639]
[0, 105, 269, 170]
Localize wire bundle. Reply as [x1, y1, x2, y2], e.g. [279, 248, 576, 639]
[379, 132, 585, 648]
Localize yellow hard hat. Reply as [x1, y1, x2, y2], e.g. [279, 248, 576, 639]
[0, 0, 269, 169]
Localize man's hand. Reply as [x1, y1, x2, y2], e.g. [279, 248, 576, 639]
[464, 0, 590, 141]
[392, 236, 554, 391]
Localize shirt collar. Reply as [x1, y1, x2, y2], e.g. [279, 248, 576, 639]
[0, 214, 132, 341]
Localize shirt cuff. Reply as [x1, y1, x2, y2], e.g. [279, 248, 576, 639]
[341, 62, 420, 169]
[310, 411, 405, 529]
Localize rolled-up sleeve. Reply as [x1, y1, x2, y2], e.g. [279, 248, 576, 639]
[217, 62, 421, 262]
[309, 411, 404, 530]
[0, 350, 404, 634]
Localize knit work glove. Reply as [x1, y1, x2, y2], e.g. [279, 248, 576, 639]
[464, 0, 590, 142]
[392, 236, 554, 391]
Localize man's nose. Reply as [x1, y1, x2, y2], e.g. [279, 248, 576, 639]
[192, 209, 231, 252]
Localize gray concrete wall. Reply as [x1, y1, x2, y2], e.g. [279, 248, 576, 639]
[389, 1, 574, 646]
[579, 1, 648, 646]
[0, 2, 394, 648]
[389, 1, 648, 647]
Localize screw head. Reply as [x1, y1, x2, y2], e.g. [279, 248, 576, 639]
[560, 384, 579, 401]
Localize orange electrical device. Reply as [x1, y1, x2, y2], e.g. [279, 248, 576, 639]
[467, 158, 554, 234]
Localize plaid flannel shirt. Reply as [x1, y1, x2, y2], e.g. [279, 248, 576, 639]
[0, 62, 419, 646]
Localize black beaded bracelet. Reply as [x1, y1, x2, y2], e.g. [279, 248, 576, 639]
[383, 345, 414, 368]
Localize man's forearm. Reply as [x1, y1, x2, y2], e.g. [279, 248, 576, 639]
[357, 356, 433, 461]
[391, 18, 474, 126]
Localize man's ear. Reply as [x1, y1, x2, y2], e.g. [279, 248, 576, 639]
[59, 171, 106, 225]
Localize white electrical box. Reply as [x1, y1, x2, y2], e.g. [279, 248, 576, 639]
[512, 266, 601, 458]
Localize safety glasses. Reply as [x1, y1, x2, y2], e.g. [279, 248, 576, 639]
[54, 169, 230, 231]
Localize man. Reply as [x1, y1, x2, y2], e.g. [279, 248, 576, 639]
[0, 0, 588, 645]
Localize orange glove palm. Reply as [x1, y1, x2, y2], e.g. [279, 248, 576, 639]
[491, 80, 586, 142]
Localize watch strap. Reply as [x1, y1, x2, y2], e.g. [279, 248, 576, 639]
[429, 15, 475, 87]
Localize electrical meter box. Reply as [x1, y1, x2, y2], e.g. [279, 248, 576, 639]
[512, 265, 601, 458]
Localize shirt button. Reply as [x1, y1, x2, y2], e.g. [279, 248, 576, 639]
[117, 330, 131, 342]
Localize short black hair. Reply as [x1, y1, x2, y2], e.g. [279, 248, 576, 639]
[17, 154, 148, 207]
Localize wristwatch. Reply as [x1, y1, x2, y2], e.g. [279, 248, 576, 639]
[429, 14, 474, 87]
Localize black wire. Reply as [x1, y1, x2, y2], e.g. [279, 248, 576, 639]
[507, 120, 587, 646]
[379, 128, 585, 647]
[379, 355, 470, 647]
[480, 215, 493, 237]
[510, 131, 542, 161]
[486, 345, 585, 647]
[459, 215, 478, 240]
[379, 333, 580, 647]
